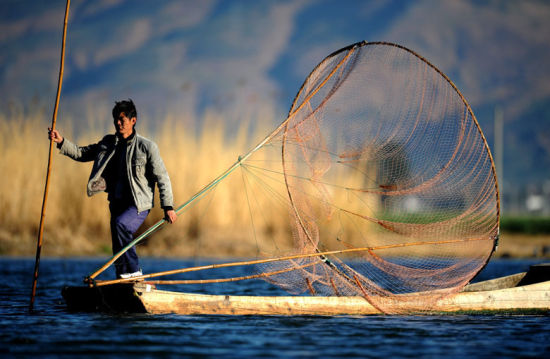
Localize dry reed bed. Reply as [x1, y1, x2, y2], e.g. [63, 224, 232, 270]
[1, 108, 512, 259]
[0, 107, 292, 257]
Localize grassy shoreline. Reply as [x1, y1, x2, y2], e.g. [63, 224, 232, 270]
[2, 110, 548, 260]
[2, 232, 548, 259]
[493, 233, 550, 259]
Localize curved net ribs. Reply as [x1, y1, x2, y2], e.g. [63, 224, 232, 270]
[258, 42, 499, 313]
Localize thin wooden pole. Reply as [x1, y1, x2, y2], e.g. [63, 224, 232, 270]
[91, 236, 489, 287]
[30, 0, 71, 311]
[118, 261, 318, 286]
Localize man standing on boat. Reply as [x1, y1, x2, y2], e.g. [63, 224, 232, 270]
[48, 99, 177, 279]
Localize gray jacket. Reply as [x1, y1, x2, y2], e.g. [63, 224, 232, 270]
[59, 132, 174, 213]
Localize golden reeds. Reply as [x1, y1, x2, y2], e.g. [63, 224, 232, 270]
[0, 106, 288, 257]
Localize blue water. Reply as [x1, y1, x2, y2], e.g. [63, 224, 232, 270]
[1, 257, 549, 358]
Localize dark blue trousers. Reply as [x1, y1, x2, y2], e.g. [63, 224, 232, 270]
[109, 202, 149, 277]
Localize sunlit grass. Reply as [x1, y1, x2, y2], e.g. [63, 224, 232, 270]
[0, 106, 292, 257]
[2, 105, 513, 261]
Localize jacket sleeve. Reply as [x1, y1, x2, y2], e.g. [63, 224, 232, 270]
[59, 137, 100, 162]
[147, 142, 174, 208]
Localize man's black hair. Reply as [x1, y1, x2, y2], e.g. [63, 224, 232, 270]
[112, 99, 137, 120]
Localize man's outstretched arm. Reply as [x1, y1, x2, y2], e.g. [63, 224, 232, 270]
[48, 127, 100, 162]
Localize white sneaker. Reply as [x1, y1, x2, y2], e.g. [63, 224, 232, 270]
[119, 270, 143, 279]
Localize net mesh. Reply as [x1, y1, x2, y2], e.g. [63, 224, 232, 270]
[98, 41, 499, 315]
[252, 41, 499, 313]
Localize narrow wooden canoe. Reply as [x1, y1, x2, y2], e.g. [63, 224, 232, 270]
[62, 264, 550, 315]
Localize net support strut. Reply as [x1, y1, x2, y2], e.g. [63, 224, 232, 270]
[91, 236, 489, 286]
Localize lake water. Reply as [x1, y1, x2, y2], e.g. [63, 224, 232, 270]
[1, 257, 549, 358]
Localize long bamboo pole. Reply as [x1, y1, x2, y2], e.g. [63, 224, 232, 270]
[92, 236, 489, 287]
[130, 261, 318, 285]
[86, 45, 357, 282]
[30, 0, 71, 311]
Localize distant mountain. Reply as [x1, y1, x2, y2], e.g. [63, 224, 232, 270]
[1, 0, 549, 187]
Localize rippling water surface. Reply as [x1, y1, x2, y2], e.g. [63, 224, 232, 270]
[1, 258, 548, 358]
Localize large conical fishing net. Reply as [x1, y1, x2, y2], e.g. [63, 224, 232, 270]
[250, 41, 499, 313]
[90, 42, 499, 315]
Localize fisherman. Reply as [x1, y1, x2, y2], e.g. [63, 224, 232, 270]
[48, 99, 177, 279]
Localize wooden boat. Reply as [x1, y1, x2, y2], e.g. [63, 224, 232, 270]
[62, 263, 549, 315]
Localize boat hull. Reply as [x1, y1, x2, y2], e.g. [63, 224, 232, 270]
[62, 278, 550, 316]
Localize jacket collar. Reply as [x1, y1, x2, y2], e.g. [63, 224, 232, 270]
[115, 130, 137, 145]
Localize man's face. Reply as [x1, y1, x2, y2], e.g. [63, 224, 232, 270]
[114, 112, 136, 138]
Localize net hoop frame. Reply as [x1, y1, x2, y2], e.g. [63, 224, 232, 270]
[281, 40, 500, 283]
